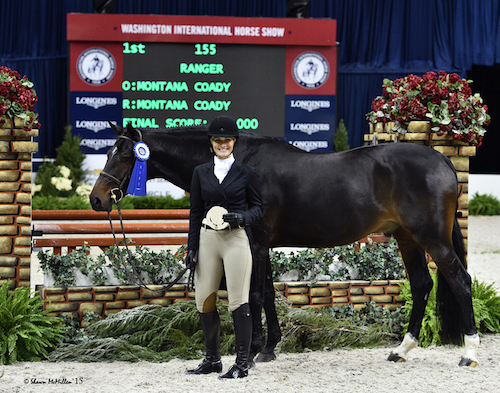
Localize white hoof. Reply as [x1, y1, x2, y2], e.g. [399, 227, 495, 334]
[460, 334, 480, 367]
[388, 333, 418, 362]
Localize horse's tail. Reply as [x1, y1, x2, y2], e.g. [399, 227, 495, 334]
[437, 214, 467, 344]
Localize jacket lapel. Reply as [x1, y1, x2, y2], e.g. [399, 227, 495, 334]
[221, 160, 243, 189]
[204, 163, 227, 199]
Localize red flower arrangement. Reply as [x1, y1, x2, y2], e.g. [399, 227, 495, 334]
[0, 66, 40, 131]
[366, 71, 490, 146]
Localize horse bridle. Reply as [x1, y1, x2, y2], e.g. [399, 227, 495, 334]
[99, 133, 137, 202]
[98, 131, 193, 292]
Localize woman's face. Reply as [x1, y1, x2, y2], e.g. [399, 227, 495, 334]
[211, 137, 236, 159]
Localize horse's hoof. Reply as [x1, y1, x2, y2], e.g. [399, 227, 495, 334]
[459, 357, 479, 367]
[387, 353, 405, 363]
[255, 352, 277, 363]
[248, 359, 256, 369]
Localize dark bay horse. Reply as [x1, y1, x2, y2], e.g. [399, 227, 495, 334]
[90, 123, 479, 367]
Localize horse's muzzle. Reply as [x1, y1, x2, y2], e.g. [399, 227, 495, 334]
[89, 194, 112, 212]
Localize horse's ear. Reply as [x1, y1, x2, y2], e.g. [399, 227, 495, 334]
[109, 121, 122, 136]
[125, 123, 140, 141]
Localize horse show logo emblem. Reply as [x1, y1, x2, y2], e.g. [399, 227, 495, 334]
[77, 48, 116, 85]
[292, 52, 329, 89]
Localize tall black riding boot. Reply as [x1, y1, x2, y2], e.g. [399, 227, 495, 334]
[219, 303, 252, 379]
[185, 310, 222, 375]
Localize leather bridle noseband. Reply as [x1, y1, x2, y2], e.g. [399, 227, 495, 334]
[97, 131, 193, 292]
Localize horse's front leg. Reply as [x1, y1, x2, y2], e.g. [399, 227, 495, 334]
[388, 237, 432, 362]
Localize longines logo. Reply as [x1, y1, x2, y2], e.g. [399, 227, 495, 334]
[81, 138, 117, 151]
[77, 48, 116, 86]
[290, 140, 328, 152]
[76, 96, 118, 109]
[292, 52, 329, 89]
[75, 120, 111, 133]
[290, 123, 330, 135]
[290, 99, 331, 112]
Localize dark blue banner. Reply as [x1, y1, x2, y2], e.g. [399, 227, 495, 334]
[70, 92, 122, 154]
[284, 95, 335, 152]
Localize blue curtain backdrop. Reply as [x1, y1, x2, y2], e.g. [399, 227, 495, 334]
[1, 0, 499, 164]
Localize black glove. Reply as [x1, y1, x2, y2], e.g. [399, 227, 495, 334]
[185, 249, 197, 270]
[223, 212, 245, 229]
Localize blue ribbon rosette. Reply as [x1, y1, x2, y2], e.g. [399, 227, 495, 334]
[126, 142, 150, 196]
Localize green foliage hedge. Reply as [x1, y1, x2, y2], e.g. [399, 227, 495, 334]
[469, 193, 500, 216]
[32, 194, 190, 210]
[398, 271, 500, 347]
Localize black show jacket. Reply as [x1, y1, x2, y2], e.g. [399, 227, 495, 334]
[187, 159, 263, 251]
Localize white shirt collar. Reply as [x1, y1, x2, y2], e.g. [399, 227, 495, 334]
[213, 154, 235, 183]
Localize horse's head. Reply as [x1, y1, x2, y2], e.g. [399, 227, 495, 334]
[89, 122, 141, 211]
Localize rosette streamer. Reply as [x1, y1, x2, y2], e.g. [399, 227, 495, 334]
[126, 142, 150, 196]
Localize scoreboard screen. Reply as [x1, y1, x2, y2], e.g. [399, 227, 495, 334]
[68, 14, 337, 157]
[122, 42, 286, 135]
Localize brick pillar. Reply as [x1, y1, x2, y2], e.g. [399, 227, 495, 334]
[0, 116, 38, 289]
[364, 121, 475, 262]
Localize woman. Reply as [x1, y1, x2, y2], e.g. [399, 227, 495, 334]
[185, 116, 263, 379]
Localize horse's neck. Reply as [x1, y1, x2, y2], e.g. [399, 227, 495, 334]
[142, 128, 210, 191]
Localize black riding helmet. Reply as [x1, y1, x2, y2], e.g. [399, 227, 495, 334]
[207, 116, 239, 139]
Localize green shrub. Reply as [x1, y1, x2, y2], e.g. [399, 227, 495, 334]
[334, 119, 350, 151]
[32, 194, 189, 210]
[0, 282, 66, 364]
[55, 125, 86, 186]
[398, 271, 500, 347]
[399, 270, 441, 347]
[32, 194, 92, 210]
[122, 194, 190, 209]
[471, 278, 500, 333]
[469, 193, 500, 216]
[35, 126, 86, 198]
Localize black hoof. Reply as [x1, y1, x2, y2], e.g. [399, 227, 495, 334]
[255, 352, 277, 363]
[387, 353, 405, 363]
[459, 357, 479, 367]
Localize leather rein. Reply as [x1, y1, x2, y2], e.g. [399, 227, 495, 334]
[98, 133, 193, 292]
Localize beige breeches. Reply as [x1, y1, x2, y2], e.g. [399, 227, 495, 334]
[195, 227, 252, 313]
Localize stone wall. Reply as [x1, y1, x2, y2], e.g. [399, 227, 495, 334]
[42, 280, 405, 323]
[0, 116, 37, 289]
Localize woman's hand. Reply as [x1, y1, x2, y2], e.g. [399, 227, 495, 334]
[185, 249, 197, 269]
[223, 212, 245, 229]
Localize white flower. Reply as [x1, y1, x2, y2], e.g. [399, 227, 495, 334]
[32, 184, 42, 194]
[75, 183, 93, 198]
[58, 165, 71, 178]
[51, 177, 72, 191]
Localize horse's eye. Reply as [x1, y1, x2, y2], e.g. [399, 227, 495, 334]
[121, 155, 131, 163]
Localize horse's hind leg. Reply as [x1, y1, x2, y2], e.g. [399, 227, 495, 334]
[255, 261, 281, 363]
[427, 240, 479, 366]
[388, 233, 432, 362]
